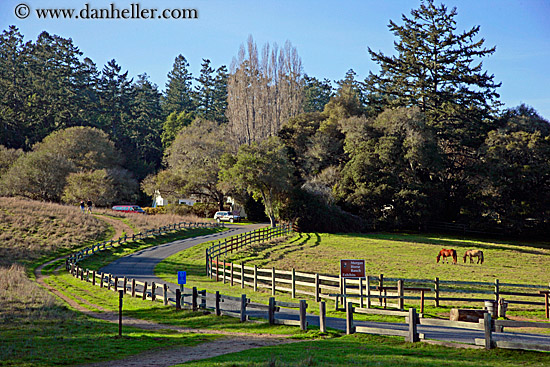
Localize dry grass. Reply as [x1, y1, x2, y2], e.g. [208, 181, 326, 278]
[0, 264, 62, 322]
[0, 197, 111, 266]
[94, 208, 211, 232]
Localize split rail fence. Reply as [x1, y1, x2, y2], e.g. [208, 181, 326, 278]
[207, 262, 550, 319]
[65, 222, 310, 330]
[63, 223, 550, 352]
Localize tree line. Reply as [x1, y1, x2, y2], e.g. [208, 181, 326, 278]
[1, 0, 548, 236]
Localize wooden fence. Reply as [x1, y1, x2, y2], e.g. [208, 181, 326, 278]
[67, 221, 222, 265]
[341, 301, 550, 352]
[208, 258, 550, 317]
[62, 223, 550, 353]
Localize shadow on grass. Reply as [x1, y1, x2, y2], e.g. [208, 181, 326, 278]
[336, 232, 550, 256]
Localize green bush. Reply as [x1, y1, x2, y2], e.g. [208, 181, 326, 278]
[143, 206, 167, 215]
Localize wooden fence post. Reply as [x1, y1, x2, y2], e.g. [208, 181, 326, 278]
[215, 291, 221, 316]
[192, 287, 198, 311]
[253, 265, 258, 292]
[151, 282, 156, 301]
[142, 282, 148, 300]
[163, 283, 168, 305]
[408, 308, 420, 342]
[240, 294, 247, 322]
[367, 276, 371, 308]
[108, 274, 112, 290]
[92, 271, 96, 286]
[359, 277, 364, 308]
[123, 277, 128, 294]
[114, 276, 118, 292]
[131, 279, 136, 297]
[230, 263, 234, 286]
[222, 259, 226, 284]
[379, 274, 384, 307]
[216, 256, 219, 282]
[315, 273, 320, 302]
[268, 297, 276, 324]
[205, 249, 209, 276]
[398, 279, 404, 310]
[272, 267, 276, 296]
[241, 263, 245, 289]
[484, 312, 494, 349]
[299, 300, 307, 331]
[346, 301, 355, 335]
[319, 301, 326, 333]
[291, 268, 296, 299]
[494, 279, 500, 302]
[176, 289, 181, 310]
[434, 277, 440, 307]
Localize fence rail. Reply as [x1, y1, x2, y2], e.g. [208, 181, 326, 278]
[67, 221, 222, 265]
[208, 256, 550, 317]
[62, 223, 550, 353]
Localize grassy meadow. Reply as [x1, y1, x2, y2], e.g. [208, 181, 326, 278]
[2, 197, 550, 366]
[0, 197, 225, 366]
[222, 232, 550, 285]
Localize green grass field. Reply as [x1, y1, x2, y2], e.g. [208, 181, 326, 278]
[175, 333, 550, 367]
[4, 197, 550, 366]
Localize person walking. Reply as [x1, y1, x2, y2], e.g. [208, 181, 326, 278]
[80, 200, 86, 213]
[86, 199, 93, 214]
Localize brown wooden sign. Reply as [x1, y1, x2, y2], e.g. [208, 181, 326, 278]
[340, 259, 366, 279]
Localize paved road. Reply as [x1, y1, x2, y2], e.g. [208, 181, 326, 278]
[101, 224, 550, 348]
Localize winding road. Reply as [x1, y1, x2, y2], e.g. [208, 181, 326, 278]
[100, 223, 550, 350]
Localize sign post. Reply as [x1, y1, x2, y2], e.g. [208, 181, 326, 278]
[340, 259, 366, 309]
[178, 271, 187, 305]
[340, 259, 366, 279]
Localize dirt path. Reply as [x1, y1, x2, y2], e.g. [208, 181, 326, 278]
[35, 218, 299, 367]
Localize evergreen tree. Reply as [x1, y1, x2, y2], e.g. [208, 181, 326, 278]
[163, 54, 195, 116]
[127, 74, 164, 177]
[365, 0, 500, 141]
[0, 26, 29, 149]
[303, 75, 333, 113]
[195, 59, 216, 121]
[212, 65, 229, 124]
[97, 59, 134, 142]
[364, 0, 501, 221]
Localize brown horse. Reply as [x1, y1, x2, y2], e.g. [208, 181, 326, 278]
[463, 249, 484, 264]
[436, 248, 457, 264]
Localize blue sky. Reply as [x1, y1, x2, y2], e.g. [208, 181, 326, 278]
[1, 0, 549, 119]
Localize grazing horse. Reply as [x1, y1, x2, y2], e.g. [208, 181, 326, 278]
[463, 249, 484, 264]
[436, 248, 457, 264]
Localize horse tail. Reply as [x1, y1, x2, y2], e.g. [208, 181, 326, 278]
[452, 249, 457, 264]
[480, 251, 484, 264]
[463, 252, 467, 263]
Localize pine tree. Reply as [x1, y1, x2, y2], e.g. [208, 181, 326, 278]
[364, 0, 502, 221]
[97, 59, 134, 142]
[212, 65, 228, 124]
[365, 0, 501, 140]
[163, 54, 195, 116]
[195, 59, 216, 121]
[0, 26, 30, 149]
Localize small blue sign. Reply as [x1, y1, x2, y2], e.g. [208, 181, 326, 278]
[178, 271, 187, 285]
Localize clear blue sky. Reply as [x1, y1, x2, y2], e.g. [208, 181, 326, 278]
[1, 0, 549, 119]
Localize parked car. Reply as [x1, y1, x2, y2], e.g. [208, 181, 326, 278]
[213, 211, 241, 223]
[112, 205, 146, 214]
